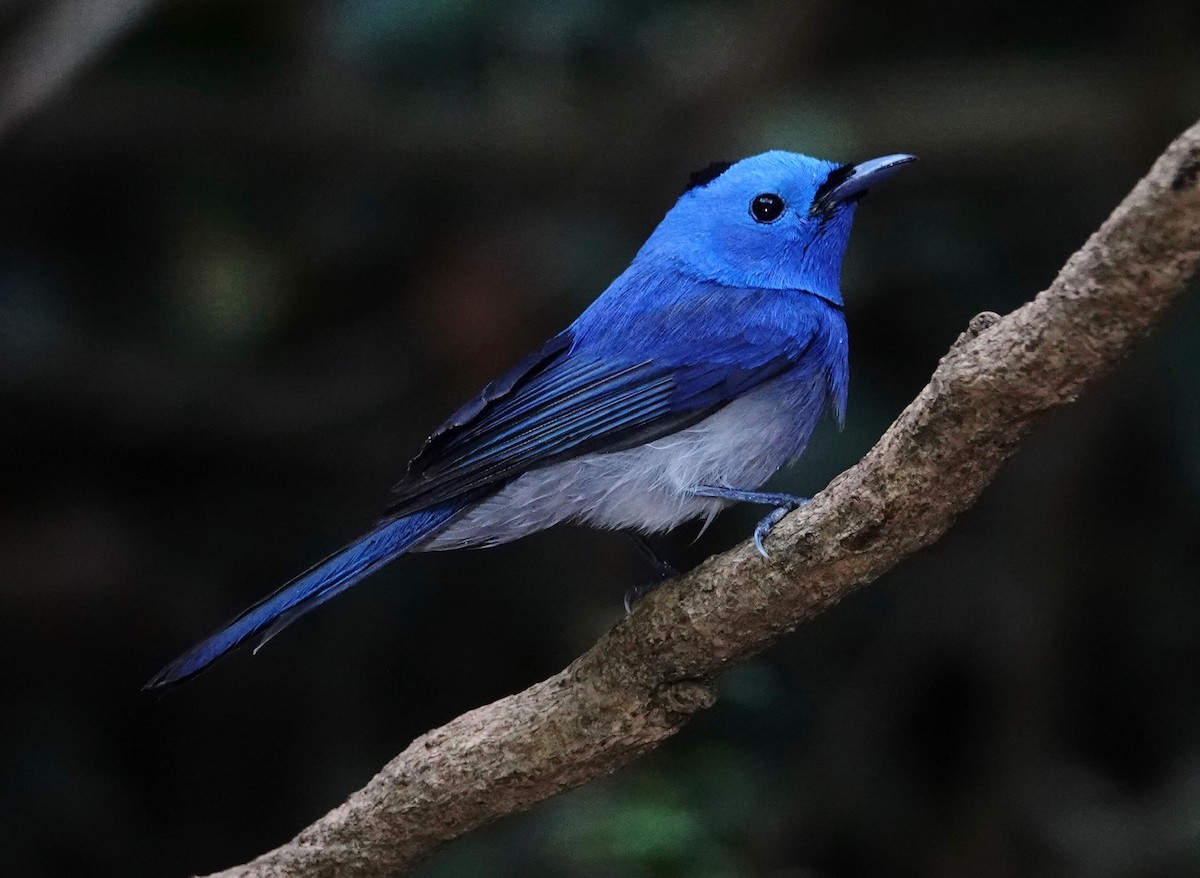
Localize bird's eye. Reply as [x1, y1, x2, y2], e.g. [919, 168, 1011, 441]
[750, 193, 785, 223]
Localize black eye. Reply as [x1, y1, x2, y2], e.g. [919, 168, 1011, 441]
[750, 193, 785, 223]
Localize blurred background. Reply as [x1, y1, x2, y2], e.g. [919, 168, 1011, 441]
[1, 1, 1199, 876]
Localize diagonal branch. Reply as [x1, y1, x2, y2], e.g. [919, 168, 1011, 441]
[206, 120, 1200, 878]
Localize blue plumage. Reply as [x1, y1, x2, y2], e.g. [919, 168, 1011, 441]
[146, 503, 469, 689]
[145, 150, 914, 692]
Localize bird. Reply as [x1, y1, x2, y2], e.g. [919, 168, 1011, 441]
[144, 150, 915, 692]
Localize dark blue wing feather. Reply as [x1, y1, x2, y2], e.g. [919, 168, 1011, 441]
[423, 331, 574, 448]
[386, 315, 816, 517]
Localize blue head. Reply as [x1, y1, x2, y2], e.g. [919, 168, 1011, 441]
[637, 151, 915, 306]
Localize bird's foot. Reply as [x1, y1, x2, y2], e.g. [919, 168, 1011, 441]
[686, 486, 808, 558]
[752, 504, 802, 558]
[623, 580, 659, 614]
[623, 533, 679, 613]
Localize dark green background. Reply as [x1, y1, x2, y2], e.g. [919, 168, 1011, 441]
[2, 1, 1199, 876]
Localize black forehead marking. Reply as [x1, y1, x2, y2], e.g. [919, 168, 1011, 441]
[683, 160, 734, 194]
[811, 163, 854, 208]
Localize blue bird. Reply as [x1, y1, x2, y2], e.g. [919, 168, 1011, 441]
[145, 151, 914, 692]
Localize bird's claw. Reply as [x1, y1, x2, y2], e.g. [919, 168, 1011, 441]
[684, 485, 808, 558]
[624, 570, 678, 613]
[623, 533, 678, 612]
[753, 501, 805, 558]
[623, 561, 679, 613]
[624, 581, 655, 614]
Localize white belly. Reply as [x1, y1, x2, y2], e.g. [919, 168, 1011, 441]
[419, 375, 827, 551]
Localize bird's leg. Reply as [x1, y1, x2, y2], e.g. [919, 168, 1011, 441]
[686, 486, 809, 558]
[623, 533, 679, 613]
[627, 532, 678, 578]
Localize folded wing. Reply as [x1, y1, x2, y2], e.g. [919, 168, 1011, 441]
[386, 321, 817, 518]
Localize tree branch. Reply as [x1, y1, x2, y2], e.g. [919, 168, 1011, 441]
[205, 120, 1200, 878]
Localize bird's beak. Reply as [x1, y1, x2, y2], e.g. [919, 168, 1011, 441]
[813, 153, 917, 213]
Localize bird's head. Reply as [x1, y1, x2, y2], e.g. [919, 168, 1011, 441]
[640, 151, 915, 307]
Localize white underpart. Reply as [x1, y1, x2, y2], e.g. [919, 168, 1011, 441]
[419, 374, 827, 551]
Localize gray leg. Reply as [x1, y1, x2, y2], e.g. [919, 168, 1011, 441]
[687, 486, 808, 558]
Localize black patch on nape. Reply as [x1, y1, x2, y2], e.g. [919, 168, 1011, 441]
[811, 163, 855, 209]
[684, 160, 734, 194]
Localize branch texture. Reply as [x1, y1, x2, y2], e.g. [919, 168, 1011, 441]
[208, 120, 1200, 878]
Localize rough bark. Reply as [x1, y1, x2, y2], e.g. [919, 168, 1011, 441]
[206, 120, 1200, 878]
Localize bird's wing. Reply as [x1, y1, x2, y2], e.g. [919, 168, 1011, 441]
[385, 322, 817, 518]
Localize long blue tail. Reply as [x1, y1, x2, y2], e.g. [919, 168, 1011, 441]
[144, 503, 465, 692]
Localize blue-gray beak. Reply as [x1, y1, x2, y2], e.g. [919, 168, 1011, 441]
[812, 153, 917, 214]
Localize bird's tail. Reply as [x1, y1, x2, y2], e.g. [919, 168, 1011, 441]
[143, 502, 465, 693]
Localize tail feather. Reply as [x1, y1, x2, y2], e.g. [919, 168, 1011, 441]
[144, 503, 463, 692]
